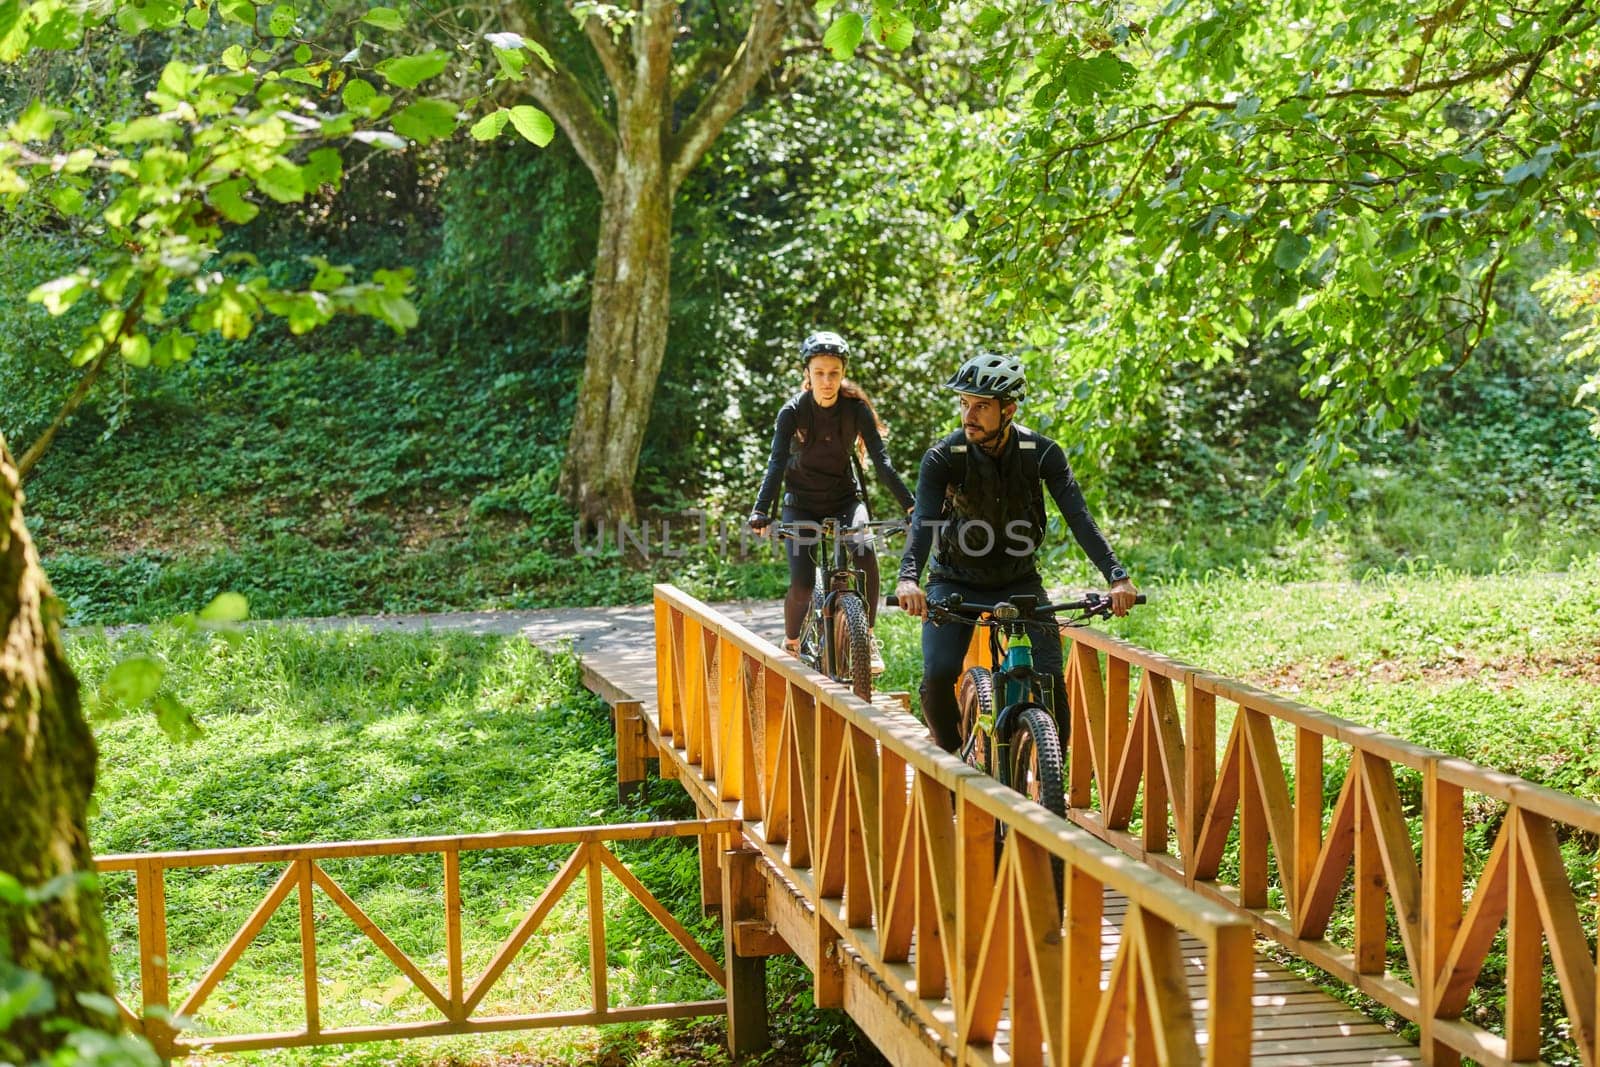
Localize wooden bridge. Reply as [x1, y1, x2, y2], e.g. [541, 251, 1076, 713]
[96, 587, 1600, 1064]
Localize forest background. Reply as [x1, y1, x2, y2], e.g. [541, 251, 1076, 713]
[4, 0, 1600, 1063]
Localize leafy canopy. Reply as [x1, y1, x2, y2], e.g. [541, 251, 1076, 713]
[0, 0, 557, 469]
[840, 0, 1600, 510]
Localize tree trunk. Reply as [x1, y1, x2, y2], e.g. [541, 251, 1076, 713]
[560, 145, 675, 529]
[0, 434, 117, 1059]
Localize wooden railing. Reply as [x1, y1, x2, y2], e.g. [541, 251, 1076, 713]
[1049, 623, 1600, 1067]
[651, 584, 1257, 1066]
[96, 820, 737, 1057]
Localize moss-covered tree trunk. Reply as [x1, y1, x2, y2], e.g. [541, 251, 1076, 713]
[520, 0, 796, 529]
[0, 434, 117, 1058]
[562, 157, 674, 528]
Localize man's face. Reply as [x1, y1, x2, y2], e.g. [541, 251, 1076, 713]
[960, 393, 1013, 445]
[806, 354, 846, 403]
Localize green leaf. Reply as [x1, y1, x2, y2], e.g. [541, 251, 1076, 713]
[151, 331, 197, 367]
[267, 4, 295, 36]
[506, 104, 553, 146]
[360, 6, 405, 30]
[9, 99, 56, 141]
[28, 273, 90, 315]
[392, 98, 458, 145]
[221, 44, 249, 70]
[376, 49, 450, 89]
[341, 77, 377, 111]
[814, 0, 840, 14]
[112, 116, 181, 143]
[100, 656, 165, 715]
[1271, 231, 1311, 270]
[492, 45, 527, 79]
[470, 109, 509, 141]
[1352, 258, 1384, 298]
[185, 4, 209, 30]
[218, 0, 255, 24]
[971, 6, 1005, 34]
[823, 12, 864, 60]
[874, 9, 913, 51]
[154, 692, 202, 743]
[119, 333, 152, 368]
[254, 161, 305, 203]
[47, 184, 84, 216]
[302, 147, 342, 190]
[199, 592, 250, 623]
[0, 0, 31, 63]
[207, 177, 259, 224]
[293, 42, 311, 63]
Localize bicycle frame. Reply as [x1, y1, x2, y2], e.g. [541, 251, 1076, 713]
[776, 518, 905, 694]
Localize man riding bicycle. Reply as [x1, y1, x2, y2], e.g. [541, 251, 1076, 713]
[895, 352, 1138, 753]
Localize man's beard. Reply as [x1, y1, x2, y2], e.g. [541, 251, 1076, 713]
[963, 419, 1006, 449]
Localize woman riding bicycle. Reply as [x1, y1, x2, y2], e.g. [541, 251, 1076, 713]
[749, 331, 916, 671]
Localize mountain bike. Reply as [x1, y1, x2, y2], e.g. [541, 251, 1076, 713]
[924, 591, 1145, 820]
[774, 518, 904, 702]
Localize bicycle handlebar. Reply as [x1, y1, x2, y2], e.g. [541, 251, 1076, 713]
[772, 519, 909, 539]
[885, 591, 1146, 623]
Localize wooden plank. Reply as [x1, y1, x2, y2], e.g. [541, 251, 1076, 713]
[1518, 811, 1599, 1057]
[299, 859, 320, 1035]
[98, 820, 740, 868]
[1186, 687, 1217, 885]
[444, 848, 463, 1021]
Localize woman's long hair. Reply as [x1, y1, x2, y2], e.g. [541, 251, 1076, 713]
[802, 371, 889, 463]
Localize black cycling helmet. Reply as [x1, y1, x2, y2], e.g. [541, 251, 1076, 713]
[800, 331, 850, 365]
[944, 352, 1025, 403]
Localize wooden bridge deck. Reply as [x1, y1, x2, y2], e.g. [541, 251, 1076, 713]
[520, 600, 1423, 1066]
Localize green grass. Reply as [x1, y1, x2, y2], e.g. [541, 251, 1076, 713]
[75, 628, 867, 1066]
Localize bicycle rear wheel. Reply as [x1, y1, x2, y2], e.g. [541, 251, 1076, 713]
[955, 666, 993, 772]
[831, 592, 872, 702]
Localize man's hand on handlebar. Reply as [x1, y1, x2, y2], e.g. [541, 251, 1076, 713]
[894, 579, 927, 619]
[1109, 577, 1138, 617]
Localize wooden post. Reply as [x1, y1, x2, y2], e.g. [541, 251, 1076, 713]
[135, 860, 172, 1055]
[614, 700, 649, 801]
[721, 847, 770, 1057]
[1420, 762, 1463, 1067]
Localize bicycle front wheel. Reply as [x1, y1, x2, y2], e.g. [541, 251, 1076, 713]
[1010, 703, 1066, 908]
[831, 592, 872, 702]
[1009, 704, 1066, 819]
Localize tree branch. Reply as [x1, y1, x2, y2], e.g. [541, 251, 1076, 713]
[570, 1, 631, 105]
[18, 348, 112, 479]
[667, 0, 796, 194]
[505, 8, 618, 183]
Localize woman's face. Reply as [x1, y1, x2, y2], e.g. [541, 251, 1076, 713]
[805, 355, 846, 405]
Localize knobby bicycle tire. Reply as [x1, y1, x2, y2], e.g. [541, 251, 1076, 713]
[1009, 704, 1066, 819]
[956, 666, 993, 772]
[832, 592, 872, 702]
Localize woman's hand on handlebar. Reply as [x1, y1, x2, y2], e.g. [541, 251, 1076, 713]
[893, 579, 927, 619]
[1109, 577, 1138, 617]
